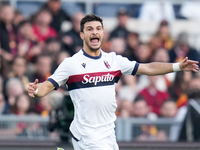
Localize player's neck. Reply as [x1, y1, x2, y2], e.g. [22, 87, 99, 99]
[83, 46, 101, 57]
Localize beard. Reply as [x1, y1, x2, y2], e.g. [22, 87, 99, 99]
[85, 39, 103, 52]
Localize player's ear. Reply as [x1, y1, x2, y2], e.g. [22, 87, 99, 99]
[80, 32, 84, 39]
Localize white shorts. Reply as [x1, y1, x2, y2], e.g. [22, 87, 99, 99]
[71, 132, 119, 150]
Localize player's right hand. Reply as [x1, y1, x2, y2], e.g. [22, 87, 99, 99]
[28, 79, 38, 97]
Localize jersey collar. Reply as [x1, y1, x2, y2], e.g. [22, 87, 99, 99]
[82, 49, 102, 59]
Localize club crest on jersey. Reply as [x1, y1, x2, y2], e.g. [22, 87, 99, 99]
[104, 61, 111, 69]
[81, 63, 86, 68]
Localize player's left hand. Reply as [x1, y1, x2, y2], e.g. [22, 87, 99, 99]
[180, 57, 199, 72]
[28, 79, 38, 97]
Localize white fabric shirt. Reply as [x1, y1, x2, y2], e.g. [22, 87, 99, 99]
[48, 49, 139, 141]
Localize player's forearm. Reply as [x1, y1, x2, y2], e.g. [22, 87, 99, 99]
[148, 62, 175, 75]
[137, 62, 177, 76]
[35, 81, 55, 97]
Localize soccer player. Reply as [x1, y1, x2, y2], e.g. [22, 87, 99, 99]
[28, 14, 199, 150]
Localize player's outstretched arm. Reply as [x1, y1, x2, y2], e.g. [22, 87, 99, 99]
[136, 57, 199, 76]
[28, 79, 55, 98]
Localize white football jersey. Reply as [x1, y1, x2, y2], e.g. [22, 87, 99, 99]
[48, 49, 139, 141]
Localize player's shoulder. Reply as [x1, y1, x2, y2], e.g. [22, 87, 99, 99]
[102, 50, 117, 58]
[65, 50, 82, 62]
[61, 55, 72, 62]
[72, 50, 84, 58]
[102, 50, 124, 61]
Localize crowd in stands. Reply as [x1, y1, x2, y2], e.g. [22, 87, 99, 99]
[1, 0, 200, 141]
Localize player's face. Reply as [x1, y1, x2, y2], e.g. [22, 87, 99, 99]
[80, 21, 104, 52]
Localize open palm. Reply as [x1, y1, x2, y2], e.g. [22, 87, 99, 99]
[180, 57, 199, 72]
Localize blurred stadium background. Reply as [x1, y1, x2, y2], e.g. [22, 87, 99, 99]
[1, 0, 200, 150]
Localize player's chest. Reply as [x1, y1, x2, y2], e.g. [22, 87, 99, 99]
[70, 59, 118, 74]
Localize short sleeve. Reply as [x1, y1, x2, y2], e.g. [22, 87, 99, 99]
[47, 58, 70, 89]
[116, 55, 139, 75]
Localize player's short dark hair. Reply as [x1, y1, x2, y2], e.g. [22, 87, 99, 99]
[80, 13, 103, 32]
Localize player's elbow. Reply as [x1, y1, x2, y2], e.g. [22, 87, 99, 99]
[137, 63, 155, 76]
